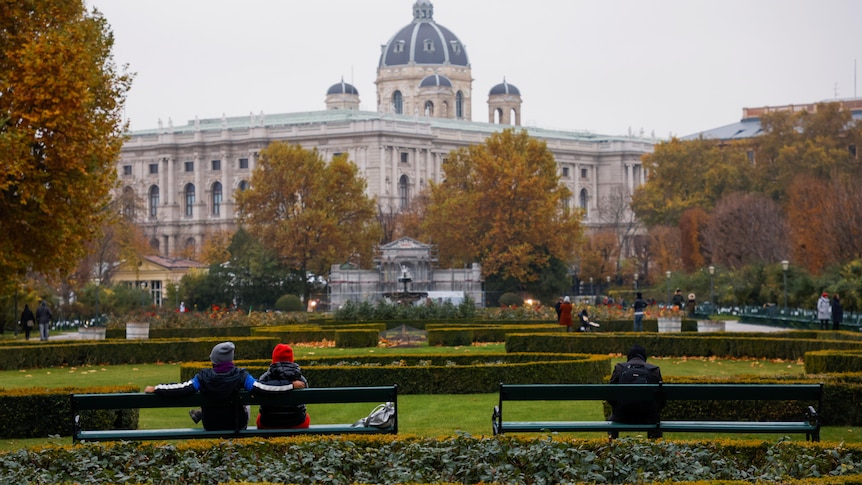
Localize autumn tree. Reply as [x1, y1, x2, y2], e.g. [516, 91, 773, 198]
[678, 207, 709, 272]
[0, 1, 132, 288]
[423, 129, 582, 291]
[631, 137, 749, 227]
[704, 192, 789, 270]
[235, 143, 380, 301]
[597, 185, 641, 278]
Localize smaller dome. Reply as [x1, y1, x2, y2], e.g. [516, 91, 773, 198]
[419, 73, 453, 88]
[327, 79, 359, 96]
[489, 79, 520, 96]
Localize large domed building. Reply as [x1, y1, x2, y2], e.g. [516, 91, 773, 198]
[114, 0, 653, 306]
[376, 0, 472, 120]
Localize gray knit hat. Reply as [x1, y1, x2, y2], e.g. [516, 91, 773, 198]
[210, 342, 235, 364]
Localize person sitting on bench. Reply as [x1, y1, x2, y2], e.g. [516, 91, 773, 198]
[256, 343, 311, 429]
[607, 344, 665, 439]
[144, 341, 305, 431]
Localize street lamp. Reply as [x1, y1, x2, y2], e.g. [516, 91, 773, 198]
[781, 260, 789, 311]
[606, 276, 611, 300]
[665, 271, 672, 306]
[589, 277, 593, 296]
[634, 273, 639, 290]
[708, 266, 715, 315]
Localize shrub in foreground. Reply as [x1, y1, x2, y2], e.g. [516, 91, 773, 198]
[4, 435, 861, 484]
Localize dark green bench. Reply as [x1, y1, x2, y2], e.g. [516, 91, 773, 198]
[72, 385, 397, 442]
[492, 382, 822, 441]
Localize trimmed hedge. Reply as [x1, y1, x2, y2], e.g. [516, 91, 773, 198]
[805, 350, 862, 374]
[3, 436, 862, 484]
[505, 332, 862, 360]
[0, 385, 138, 438]
[252, 323, 385, 345]
[179, 353, 610, 394]
[0, 337, 280, 370]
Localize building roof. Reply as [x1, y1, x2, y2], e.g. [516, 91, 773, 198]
[143, 255, 206, 270]
[378, 0, 469, 68]
[489, 79, 520, 96]
[129, 108, 650, 144]
[419, 73, 453, 88]
[326, 79, 359, 96]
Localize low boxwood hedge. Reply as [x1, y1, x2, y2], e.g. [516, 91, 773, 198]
[5, 436, 862, 484]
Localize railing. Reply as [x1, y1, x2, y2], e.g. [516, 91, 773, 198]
[694, 303, 862, 330]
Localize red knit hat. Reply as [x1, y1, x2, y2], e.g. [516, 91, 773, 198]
[272, 343, 294, 363]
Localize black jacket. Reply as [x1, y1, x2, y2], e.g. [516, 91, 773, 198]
[608, 356, 664, 423]
[257, 362, 309, 428]
[154, 367, 253, 431]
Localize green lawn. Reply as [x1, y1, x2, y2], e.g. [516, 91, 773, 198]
[0, 343, 851, 451]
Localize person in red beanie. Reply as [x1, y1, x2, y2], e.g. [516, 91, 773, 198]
[256, 343, 310, 428]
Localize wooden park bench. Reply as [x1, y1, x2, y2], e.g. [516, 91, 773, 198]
[492, 382, 822, 441]
[72, 385, 397, 442]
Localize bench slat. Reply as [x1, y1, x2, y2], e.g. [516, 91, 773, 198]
[75, 424, 391, 442]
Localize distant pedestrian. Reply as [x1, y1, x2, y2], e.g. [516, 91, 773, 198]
[685, 293, 696, 317]
[832, 294, 844, 331]
[20, 304, 35, 341]
[554, 297, 563, 323]
[35, 300, 52, 341]
[632, 292, 647, 332]
[671, 289, 684, 310]
[558, 297, 574, 332]
[817, 292, 831, 330]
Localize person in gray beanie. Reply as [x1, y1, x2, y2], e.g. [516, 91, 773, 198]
[145, 341, 306, 431]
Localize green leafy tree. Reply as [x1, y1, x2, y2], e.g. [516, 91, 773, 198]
[0, 1, 132, 287]
[236, 142, 380, 301]
[423, 129, 582, 289]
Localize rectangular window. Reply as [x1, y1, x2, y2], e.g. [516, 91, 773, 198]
[581, 168, 588, 179]
[239, 158, 249, 169]
[123, 165, 132, 176]
[149, 163, 158, 175]
[211, 160, 221, 171]
[185, 161, 194, 172]
[850, 144, 857, 159]
[562, 167, 570, 178]
[400, 152, 409, 164]
[746, 150, 755, 164]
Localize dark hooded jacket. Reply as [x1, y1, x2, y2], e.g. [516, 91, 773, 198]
[257, 362, 309, 428]
[608, 350, 664, 423]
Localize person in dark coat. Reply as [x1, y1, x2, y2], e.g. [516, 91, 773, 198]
[145, 342, 305, 431]
[34, 300, 52, 341]
[632, 292, 647, 332]
[832, 294, 844, 331]
[20, 304, 35, 341]
[607, 344, 665, 439]
[256, 343, 310, 428]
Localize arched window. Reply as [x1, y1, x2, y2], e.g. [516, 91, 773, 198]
[149, 185, 159, 218]
[455, 91, 464, 119]
[212, 182, 222, 216]
[393, 90, 403, 114]
[149, 238, 160, 251]
[579, 188, 589, 209]
[185, 184, 195, 217]
[122, 186, 135, 218]
[399, 174, 410, 209]
[424, 101, 434, 117]
[494, 107, 503, 124]
[441, 101, 448, 118]
[185, 237, 196, 255]
[238, 180, 250, 191]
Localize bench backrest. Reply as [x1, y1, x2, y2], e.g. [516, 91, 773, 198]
[72, 386, 398, 411]
[499, 383, 823, 411]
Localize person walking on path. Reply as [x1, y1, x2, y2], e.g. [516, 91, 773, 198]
[34, 300, 52, 341]
[817, 292, 832, 330]
[558, 297, 574, 332]
[554, 297, 563, 323]
[632, 292, 647, 332]
[20, 304, 35, 341]
[832, 294, 844, 331]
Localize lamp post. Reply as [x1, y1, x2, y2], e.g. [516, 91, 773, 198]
[589, 277, 593, 296]
[665, 271, 672, 306]
[606, 275, 611, 300]
[781, 260, 789, 311]
[634, 273, 639, 291]
[708, 266, 715, 315]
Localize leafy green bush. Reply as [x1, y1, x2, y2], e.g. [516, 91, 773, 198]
[334, 296, 476, 322]
[498, 292, 523, 307]
[275, 294, 303, 312]
[1, 436, 860, 484]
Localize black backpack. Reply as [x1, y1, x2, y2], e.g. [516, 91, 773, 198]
[618, 364, 648, 384]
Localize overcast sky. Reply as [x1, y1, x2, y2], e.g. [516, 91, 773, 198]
[87, 0, 861, 139]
